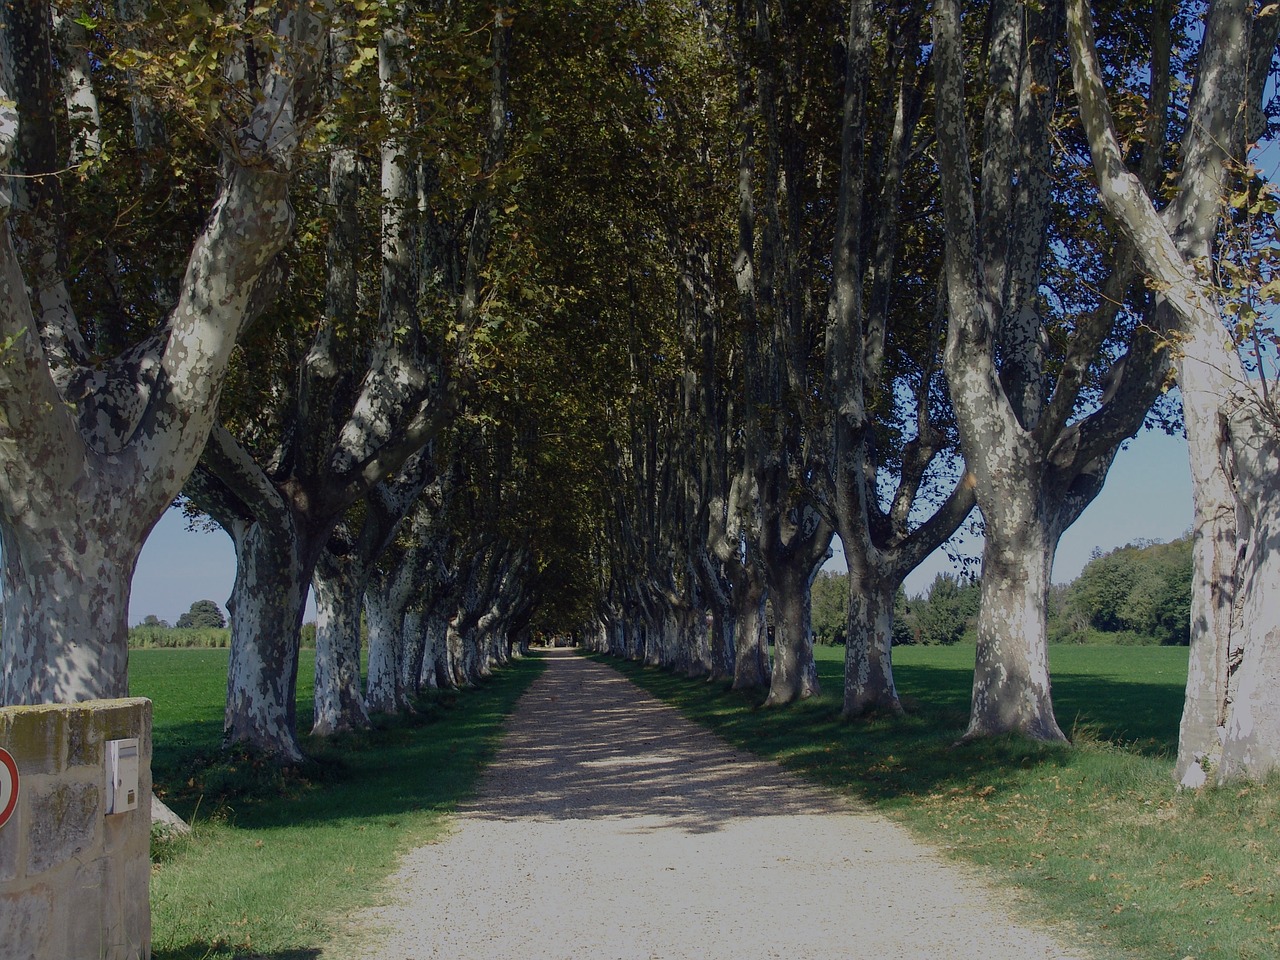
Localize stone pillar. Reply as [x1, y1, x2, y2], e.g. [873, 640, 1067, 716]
[0, 699, 152, 960]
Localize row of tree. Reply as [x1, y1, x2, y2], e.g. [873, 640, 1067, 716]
[578, 0, 1280, 789]
[1, 0, 1278, 786]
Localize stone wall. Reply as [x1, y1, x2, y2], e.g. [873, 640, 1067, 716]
[0, 699, 152, 960]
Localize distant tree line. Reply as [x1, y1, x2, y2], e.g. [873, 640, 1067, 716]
[813, 535, 1192, 648]
[132, 600, 322, 650]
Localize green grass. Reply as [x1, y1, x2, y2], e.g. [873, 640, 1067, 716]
[595, 644, 1280, 960]
[129, 649, 543, 960]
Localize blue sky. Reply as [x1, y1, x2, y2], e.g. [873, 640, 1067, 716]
[128, 427, 1193, 624]
[882, 427, 1193, 598]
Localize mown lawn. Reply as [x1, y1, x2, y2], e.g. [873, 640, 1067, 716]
[129, 649, 543, 960]
[596, 644, 1280, 960]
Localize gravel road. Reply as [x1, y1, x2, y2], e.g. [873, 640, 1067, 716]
[336, 649, 1091, 960]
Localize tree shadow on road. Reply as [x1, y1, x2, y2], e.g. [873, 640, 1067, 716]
[468, 652, 848, 832]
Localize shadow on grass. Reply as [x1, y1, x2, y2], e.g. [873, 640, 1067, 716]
[149, 659, 545, 831]
[595, 651, 1183, 812]
[890, 661, 1184, 757]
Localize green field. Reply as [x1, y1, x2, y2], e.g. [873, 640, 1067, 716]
[130, 648, 543, 960]
[599, 644, 1280, 960]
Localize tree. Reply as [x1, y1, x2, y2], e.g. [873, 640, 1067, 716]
[817, 0, 977, 718]
[891, 588, 914, 646]
[724, 0, 839, 706]
[0, 2, 327, 704]
[1068, 0, 1280, 784]
[1068, 550, 1138, 633]
[176, 600, 226, 630]
[933, 0, 1170, 741]
[1062, 537, 1192, 643]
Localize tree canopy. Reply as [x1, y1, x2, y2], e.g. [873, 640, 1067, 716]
[4, 0, 1280, 783]
[176, 600, 227, 630]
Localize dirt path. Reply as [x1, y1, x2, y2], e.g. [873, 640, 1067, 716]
[340, 649, 1091, 960]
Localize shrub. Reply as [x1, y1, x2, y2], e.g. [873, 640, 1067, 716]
[128, 626, 230, 649]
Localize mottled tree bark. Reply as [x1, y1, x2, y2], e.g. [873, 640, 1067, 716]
[1068, 0, 1280, 782]
[761, 516, 830, 706]
[842, 574, 900, 717]
[186, 425, 321, 761]
[933, 0, 1167, 741]
[820, 0, 974, 719]
[194, 6, 512, 756]
[314, 455, 436, 729]
[365, 566, 415, 714]
[0, 2, 325, 705]
[311, 548, 371, 736]
[223, 514, 310, 763]
[730, 575, 770, 690]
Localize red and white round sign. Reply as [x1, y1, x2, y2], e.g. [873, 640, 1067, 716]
[0, 747, 19, 830]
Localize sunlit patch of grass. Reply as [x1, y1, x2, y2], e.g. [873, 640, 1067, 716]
[593, 644, 1279, 960]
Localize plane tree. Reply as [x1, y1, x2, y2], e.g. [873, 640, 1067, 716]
[1068, 0, 1280, 782]
[817, 0, 978, 717]
[310, 448, 438, 732]
[932, 0, 1175, 740]
[0, 1, 327, 704]
[722, 0, 839, 705]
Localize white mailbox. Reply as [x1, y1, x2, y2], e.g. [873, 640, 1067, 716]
[106, 738, 140, 815]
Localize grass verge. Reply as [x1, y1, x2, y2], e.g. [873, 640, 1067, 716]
[130, 649, 544, 960]
[593, 644, 1279, 960]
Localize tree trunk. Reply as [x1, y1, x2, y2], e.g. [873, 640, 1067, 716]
[964, 510, 1065, 741]
[421, 613, 452, 690]
[934, 0, 1165, 744]
[223, 516, 308, 763]
[1173, 332, 1280, 785]
[708, 606, 735, 683]
[366, 587, 410, 713]
[678, 604, 709, 678]
[1067, 0, 1280, 783]
[760, 494, 831, 707]
[1, 515, 137, 702]
[447, 607, 482, 687]
[402, 609, 427, 695]
[731, 575, 770, 691]
[763, 562, 820, 707]
[310, 549, 370, 736]
[474, 606, 502, 678]
[0, 3, 325, 708]
[366, 561, 418, 715]
[842, 571, 903, 717]
[642, 599, 665, 667]
[185, 428, 333, 761]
